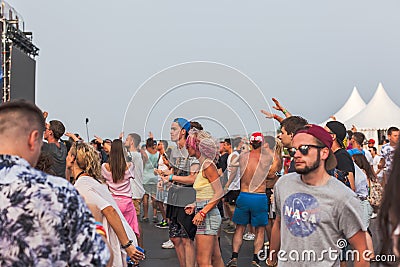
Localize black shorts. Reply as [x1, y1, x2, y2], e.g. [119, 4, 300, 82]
[167, 207, 196, 241]
[224, 190, 240, 205]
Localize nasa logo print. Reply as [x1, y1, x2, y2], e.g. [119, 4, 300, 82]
[283, 193, 320, 237]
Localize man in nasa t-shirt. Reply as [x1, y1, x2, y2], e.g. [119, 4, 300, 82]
[268, 125, 368, 267]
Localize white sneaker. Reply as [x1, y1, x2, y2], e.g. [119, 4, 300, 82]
[162, 239, 174, 249]
[243, 232, 255, 241]
[371, 213, 378, 219]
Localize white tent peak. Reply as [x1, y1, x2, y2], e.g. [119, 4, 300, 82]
[321, 86, 366, 125]
[344, 83, 400, 130]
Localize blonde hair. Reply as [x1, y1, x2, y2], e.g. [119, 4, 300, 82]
[274, 138, 283, 159]
[70, 142, 103, 182]
[274, 138, 283, 171]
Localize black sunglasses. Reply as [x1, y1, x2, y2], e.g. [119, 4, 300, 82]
[289, 144, 326, 157]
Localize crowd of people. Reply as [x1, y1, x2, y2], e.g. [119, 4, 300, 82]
[0, 98, 399, 267]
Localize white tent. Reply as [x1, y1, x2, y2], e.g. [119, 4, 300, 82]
[345, 83, 400, 130]
[321, 86, 366, 125]
[344, 83, 400, 143]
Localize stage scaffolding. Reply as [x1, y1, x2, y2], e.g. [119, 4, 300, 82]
[1, 0, 38, 103]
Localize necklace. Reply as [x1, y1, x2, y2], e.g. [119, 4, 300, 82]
[75, 170, 87, 180]
[75, 170, 102, 184]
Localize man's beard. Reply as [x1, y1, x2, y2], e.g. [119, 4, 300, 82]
[295, 152, 320, 175]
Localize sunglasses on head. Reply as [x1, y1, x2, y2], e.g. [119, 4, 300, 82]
[289, 144, 326, 157]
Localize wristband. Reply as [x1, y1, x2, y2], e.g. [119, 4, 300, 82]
[121, 240, 134, 249]
[199, 210, 206, 218]
[169, 174, 173, 182]
[95, 222, 107, 238]
[283, 109, 288, 115]
[96, 227, 107, 238]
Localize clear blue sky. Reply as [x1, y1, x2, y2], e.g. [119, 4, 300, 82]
[6, 0, 400, 140]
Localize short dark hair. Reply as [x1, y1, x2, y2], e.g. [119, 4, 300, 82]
[347, 130, 353, 140]
[159, 140, 169, 150]
[49, 120, 65, 140]
[146, 138, 156, 148]
[0, 99, 45, 136]
[128, 133, 141, 147]
[190, 121, 203, 130]
[370, 147, 377, 153]
[388, 126, 399, 136]
[352, 132, 365, 145]
[264, 135, 276, 149]
[280, 116, 308, 135]
[224, 138, 232, 145]
[232, 137, 242, 149]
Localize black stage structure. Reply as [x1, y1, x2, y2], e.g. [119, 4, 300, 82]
[0, 1, 39, 103]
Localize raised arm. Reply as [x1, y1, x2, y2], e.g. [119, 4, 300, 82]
[272, 97, 292, 118]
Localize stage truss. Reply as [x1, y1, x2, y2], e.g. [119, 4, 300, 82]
[1, 1, 38, 102]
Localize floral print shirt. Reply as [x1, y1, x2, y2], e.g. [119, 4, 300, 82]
[381, 143, 395, 175]
[0, 155, 110, 266]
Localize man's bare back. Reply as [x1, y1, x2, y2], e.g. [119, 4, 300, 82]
[239, 148, 273, 193]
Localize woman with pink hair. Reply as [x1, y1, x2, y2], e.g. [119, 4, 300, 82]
[164, 129, 224, 267]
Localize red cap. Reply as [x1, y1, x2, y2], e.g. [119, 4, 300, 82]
[368, 139, 375, 144]
[250, 132, 264, 143]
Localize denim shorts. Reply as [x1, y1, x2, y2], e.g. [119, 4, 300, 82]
[196, 200, 221, 236]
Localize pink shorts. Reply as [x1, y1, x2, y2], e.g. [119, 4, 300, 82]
[114, 195, 140, 237]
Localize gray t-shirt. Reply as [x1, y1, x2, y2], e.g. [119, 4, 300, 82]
[274, 172, 365, 267]
[42, 142, 67, 178]
[128, 151, 145, 199]
[169, 146, 198, 176]
[167, 146, 199, 207]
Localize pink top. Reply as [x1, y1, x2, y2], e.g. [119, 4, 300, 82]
[101, 163, 134, 198]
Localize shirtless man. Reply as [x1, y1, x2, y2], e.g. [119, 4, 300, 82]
[226, 132, 273, 267]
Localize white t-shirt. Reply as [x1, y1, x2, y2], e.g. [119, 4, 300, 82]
[363, 149, 373, 165]
[354, 163, 368, 198]
[371, 155, 384, 179]
[75, 176, 137, 267]
[227, 151, 241, 191]
[128, 151, 145, 199]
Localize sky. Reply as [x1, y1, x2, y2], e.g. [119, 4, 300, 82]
[5, 0, 400, 141]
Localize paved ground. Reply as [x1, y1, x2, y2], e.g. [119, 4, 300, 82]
[139, 214, 393, 266]
[140, 217, 257, 266]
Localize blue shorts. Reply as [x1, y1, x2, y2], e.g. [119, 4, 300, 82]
[232, 192, 269, 227]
